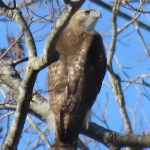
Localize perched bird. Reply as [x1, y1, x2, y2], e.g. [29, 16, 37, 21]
[48, 9, 106, 150]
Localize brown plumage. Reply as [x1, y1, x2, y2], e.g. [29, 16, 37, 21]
[48, 9, 106, 150]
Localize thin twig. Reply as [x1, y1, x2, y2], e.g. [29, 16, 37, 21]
[27, 115, 52, 149]
[13, 57, 28, 66]
[90, 0, 150, 31]
[0, 34, 23, 60]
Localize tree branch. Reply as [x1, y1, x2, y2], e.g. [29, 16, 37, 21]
[27, 115, 52, 149]
[107, 0, 133, 134]
[0, 33, 23, 60]
[0, 1, 37, 58]
[90, 0, 150, 31]
[81, 122, 150, 148]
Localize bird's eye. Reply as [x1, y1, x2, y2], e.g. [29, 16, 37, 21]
[84, 10, 91, 16]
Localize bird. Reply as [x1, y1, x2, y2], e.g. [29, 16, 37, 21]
[48, 9, 107, 150]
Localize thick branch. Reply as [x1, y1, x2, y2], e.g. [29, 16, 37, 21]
[81, 122, 150, 148]
[2, 68, 37, 149]
[0, 59, 48, 120]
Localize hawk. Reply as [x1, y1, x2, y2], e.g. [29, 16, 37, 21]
[48, 9, 106, 150]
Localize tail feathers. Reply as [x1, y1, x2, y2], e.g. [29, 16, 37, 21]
[54, 138, 78, 150]
[54, 144, 77, 150]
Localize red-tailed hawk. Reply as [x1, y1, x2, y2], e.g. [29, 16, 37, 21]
[48, 9, 106, 150]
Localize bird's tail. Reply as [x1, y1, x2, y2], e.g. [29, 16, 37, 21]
[54, 135, 78, 150]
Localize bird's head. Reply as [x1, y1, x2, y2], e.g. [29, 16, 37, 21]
[68, 9, 102, 32]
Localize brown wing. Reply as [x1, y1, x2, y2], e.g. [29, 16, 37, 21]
[48, 32, 106, 147]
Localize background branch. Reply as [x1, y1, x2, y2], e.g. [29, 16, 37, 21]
[90, 0, 150, 31]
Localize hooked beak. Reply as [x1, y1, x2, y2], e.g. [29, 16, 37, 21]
[95, 11, 102, 19]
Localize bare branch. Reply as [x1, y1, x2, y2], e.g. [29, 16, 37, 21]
[0, 59, 48, 120]
[0, 34, 23, 60]
[117, 12, 141, 34]
[90, 0, 150, 31]
[108, 66, 133, 133]
[13, 57, 28, 66]
[0, 1, 37, 58]
[81, 122, 150, 148]
[0, 111, 14, 122]
[134, 19, 150, 57]
[107, 0, 133, 134]
[107, 0, 119, 66]
[123, 0, 150, 13]
[0, 57, 43, 149]
[27, 115, 52, 149]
